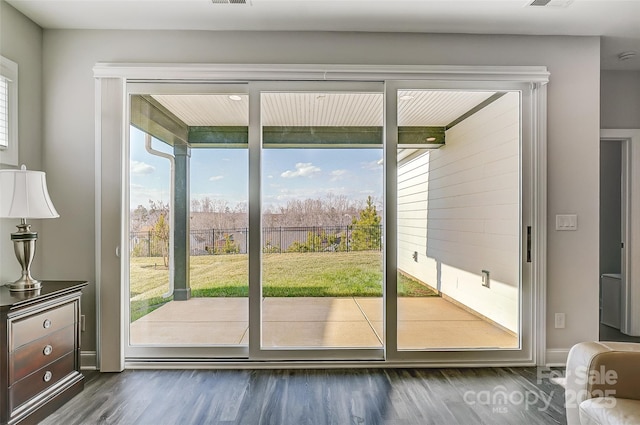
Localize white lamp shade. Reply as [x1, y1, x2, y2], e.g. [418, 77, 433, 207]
[0, 165, 59, 219]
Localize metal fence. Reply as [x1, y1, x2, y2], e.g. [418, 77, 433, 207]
[130, 225, 382, 257]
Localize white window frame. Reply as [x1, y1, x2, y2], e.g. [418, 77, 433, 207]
[0, 56, 18, 166]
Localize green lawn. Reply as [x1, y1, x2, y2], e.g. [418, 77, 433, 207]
[129, 252, 437, 321]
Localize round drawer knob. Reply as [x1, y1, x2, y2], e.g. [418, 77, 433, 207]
[43, 345, 53, 356]
[43, 371, 53, 382]
[43, 319, 52, 329]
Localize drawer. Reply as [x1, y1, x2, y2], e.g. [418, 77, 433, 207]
[9, 351, 76, 413]
[11, 302, 76, 349]
[9, 325, 76, 384]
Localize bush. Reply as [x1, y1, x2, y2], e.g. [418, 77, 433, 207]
[263, 242, 281, 253]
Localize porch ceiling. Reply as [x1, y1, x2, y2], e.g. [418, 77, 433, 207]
[151, 90, 498, 128]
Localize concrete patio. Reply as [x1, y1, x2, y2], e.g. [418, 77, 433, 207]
[130, 297, 517, 349]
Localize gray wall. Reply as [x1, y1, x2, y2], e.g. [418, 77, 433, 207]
[0, 17, 602, 358]
[601, 71, 640, 129]
[41, 31, 602, 357]
[0, 1, 43, 282]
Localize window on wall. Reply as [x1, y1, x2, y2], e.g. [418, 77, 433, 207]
[0, 56, 18, 166]
[0, 76, 9, 148]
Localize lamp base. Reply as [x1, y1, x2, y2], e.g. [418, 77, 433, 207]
[8, 220, 42, 291]
[7, 275, 42, 291]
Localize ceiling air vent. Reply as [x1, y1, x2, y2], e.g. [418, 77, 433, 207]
[211, 0, 249, 4]
[526, 0, 573, 7]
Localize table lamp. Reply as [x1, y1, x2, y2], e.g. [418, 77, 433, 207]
[0, 165, 59, 291]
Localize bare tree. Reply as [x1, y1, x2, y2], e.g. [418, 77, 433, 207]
[131, 204, 149, 232]
[152, 194, 384, 231]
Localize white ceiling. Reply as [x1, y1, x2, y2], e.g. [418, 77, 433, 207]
[6, 0, 640, 70]
[151, 91, 497, 127]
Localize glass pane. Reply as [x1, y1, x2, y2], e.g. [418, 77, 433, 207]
[0, 77, 8, 148]
[189, 147, 248, 346]
[396, 90, 520, 350]
[129, 93, 249, 347]
[128, 127, 173, 338]
[260, 91, 384, 349]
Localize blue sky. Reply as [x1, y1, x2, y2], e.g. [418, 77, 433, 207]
[130, 126, 383, 210]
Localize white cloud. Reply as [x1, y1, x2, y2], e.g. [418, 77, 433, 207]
[281, 162, 321, 178]
[362, 158, 384, 170]
[130, 160, 155, 175]
[209, 175, 224, 181]
[130, 187, 169, 208]
[330, 169, 348, 181]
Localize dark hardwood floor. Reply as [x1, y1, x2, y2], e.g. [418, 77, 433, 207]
[600, 323, 640, 343]
[41, 367, 566, 425]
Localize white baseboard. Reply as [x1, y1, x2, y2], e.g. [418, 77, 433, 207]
[84, 349, 568, 369]
[85, 348, 569, 370]
[545, 349, 570, 366]
[81, 351, 98, 370]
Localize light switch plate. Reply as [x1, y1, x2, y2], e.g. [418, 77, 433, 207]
[556, 214, 577, 231]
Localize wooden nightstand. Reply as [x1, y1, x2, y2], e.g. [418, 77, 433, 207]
[0, 281, 87, 425]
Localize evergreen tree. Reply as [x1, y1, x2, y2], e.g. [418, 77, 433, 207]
[350, 196, 382, 251]
[218, 234, 239, 254]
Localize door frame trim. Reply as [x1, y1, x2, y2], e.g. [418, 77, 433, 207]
[95, 64, 549, 370]
[601, 129, 640, 336]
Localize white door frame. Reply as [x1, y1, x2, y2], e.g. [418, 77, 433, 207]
[601, 129, 640, 336]
[94, 63, 549, 370]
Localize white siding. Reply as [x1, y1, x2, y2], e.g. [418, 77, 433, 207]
[398, 92, 520, 332]
[398, 152, 438, 290]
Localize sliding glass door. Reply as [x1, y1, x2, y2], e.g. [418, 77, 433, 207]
[394, 89, 521, 350]
[126, 84, 250, 359]
[385, 81, 534, 363]
[258, 87, 384, 357]
[121, 76, 537, 364]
